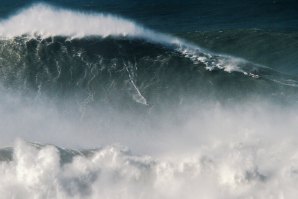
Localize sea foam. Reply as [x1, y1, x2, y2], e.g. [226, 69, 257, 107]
[1, 138, 298, 199]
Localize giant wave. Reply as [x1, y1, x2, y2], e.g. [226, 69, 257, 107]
[0, 4, 297, 108]
[1, 3, 298, 199]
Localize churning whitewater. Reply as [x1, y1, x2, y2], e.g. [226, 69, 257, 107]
[0, 3, 298, 199]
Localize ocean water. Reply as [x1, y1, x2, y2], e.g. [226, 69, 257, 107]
[0, 1, 298, 198]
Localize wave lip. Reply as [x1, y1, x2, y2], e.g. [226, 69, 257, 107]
[0, 2, 181, 47]
[0, 3, 146, 38]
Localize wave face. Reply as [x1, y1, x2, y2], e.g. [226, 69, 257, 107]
[0, 3, 298, 199]
[3, 36, 298, 108]
[1, 35, 295, 107]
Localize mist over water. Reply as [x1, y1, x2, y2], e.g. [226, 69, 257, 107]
[1, 85, 298, 198]
[0, 2, 298, 199]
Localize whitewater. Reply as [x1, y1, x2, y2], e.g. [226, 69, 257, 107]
[0, 3, 298, 199]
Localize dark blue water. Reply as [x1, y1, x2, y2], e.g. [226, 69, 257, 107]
[1, 0, 298, 32]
